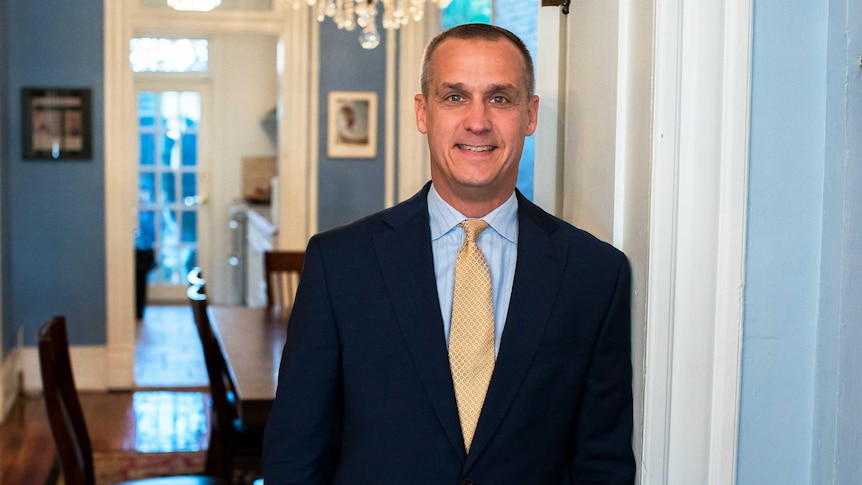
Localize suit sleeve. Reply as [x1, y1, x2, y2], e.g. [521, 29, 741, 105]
[263, 235, 342, 484]
[570, 255, 636, 484]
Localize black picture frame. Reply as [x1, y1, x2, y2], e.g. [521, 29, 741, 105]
[22, 87, 92, 160]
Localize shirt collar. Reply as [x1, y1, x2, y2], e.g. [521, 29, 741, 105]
[427, 184, 518, 243]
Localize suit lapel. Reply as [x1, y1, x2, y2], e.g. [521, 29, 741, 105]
[465, 197, 568, 468]
[373, 186, 467, 459]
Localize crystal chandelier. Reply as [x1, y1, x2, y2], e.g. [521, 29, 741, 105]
[291, 0, 453, 49]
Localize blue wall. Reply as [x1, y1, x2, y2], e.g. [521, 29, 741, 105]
[812, 0, 862, 482]
[2, 0, 106, 351]
[738, 0, 853, 483]
[740, 4, 862, 482]
[1, 0, 9, 355]
[317, 21, 387, 231]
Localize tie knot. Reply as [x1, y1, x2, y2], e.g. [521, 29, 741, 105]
[460, 219, 489, 243]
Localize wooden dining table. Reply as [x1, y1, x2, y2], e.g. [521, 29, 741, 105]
[208, 305, 290, 426]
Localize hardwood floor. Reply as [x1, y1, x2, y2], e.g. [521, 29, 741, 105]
[0, 305, 213, 485]
[0, 393, 57, 485]
[135, 305, 208, 389]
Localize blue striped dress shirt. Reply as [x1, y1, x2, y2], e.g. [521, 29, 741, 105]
[427, 185, 519, 356]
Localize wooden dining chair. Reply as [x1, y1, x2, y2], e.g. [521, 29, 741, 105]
[187, 285, 264, 483]
[263, 250, 304, 310]
[37, 316, 226, 485]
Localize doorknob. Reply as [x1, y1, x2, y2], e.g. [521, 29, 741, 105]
[183, 194, 208, 206]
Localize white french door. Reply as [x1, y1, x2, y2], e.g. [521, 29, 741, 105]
[135, 81, 212, 303]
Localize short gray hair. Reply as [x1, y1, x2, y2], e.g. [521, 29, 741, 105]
[420, 23, 535, 98]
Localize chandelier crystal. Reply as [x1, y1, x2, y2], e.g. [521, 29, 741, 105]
[291, 0, 453, 49]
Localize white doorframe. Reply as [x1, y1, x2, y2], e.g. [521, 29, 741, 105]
[643, 0, 751, 482]
[104, 1, 138, 388]
[537, 0, 752, 482]
[395, 17, 436, 203]
[276, 7, 318, 249]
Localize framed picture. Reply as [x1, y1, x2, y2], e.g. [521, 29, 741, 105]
[22, 88, 93, 160]
[327, 91, 377, 158]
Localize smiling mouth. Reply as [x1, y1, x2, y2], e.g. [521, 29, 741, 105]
[456, 144, 495, 152]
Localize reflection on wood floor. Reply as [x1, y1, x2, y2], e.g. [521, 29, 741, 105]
[135, 305, 209, 389]
[0, 305, 214, 485]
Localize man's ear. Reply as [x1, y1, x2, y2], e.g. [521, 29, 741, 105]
[526, 94, 539, 136]
[414, 94, 428, 134]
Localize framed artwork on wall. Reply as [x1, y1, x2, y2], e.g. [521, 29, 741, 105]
[21, 87, 93, 160]
[327, 91, 377, 159]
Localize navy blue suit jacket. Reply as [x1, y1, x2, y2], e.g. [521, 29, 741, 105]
[263, 184, 635, 484]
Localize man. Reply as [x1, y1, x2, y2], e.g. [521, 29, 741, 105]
[263, 23, 635, 483]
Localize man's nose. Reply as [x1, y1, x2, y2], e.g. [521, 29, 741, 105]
[463, 101, 491, 133]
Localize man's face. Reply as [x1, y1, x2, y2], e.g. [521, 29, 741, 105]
[415, 37, 539, 214]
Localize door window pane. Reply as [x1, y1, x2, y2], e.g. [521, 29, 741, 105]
[156, 208, 180, 282]
[140, 133, 156, 165]
[181, 173, 197, 201]
[182, 211, 197, 243]
[160, 173, 177, 204]
[139, 173, 156, 204]
[181, 247, 198, 278]
[137, 210, 156, 249]
[181, 133, 197, 166]
[161, 132, 176, 166]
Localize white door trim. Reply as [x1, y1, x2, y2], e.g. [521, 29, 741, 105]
[642, 0, 752, 483]
[104, 0, 138, 388]
[395, 17, 436, 203]
[706, 0, 752, 481]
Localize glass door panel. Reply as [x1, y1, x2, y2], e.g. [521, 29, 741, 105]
[136, 90, 202, 289]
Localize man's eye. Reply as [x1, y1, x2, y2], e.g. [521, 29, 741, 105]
[446, 94, 464, 102]
[490, 96, 509, 104]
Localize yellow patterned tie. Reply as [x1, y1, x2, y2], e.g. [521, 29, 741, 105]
[449, 219, 495, 452]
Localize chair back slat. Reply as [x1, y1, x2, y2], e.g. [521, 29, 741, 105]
[263, 251, 304, 310]
[38, 316, 95, 485]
